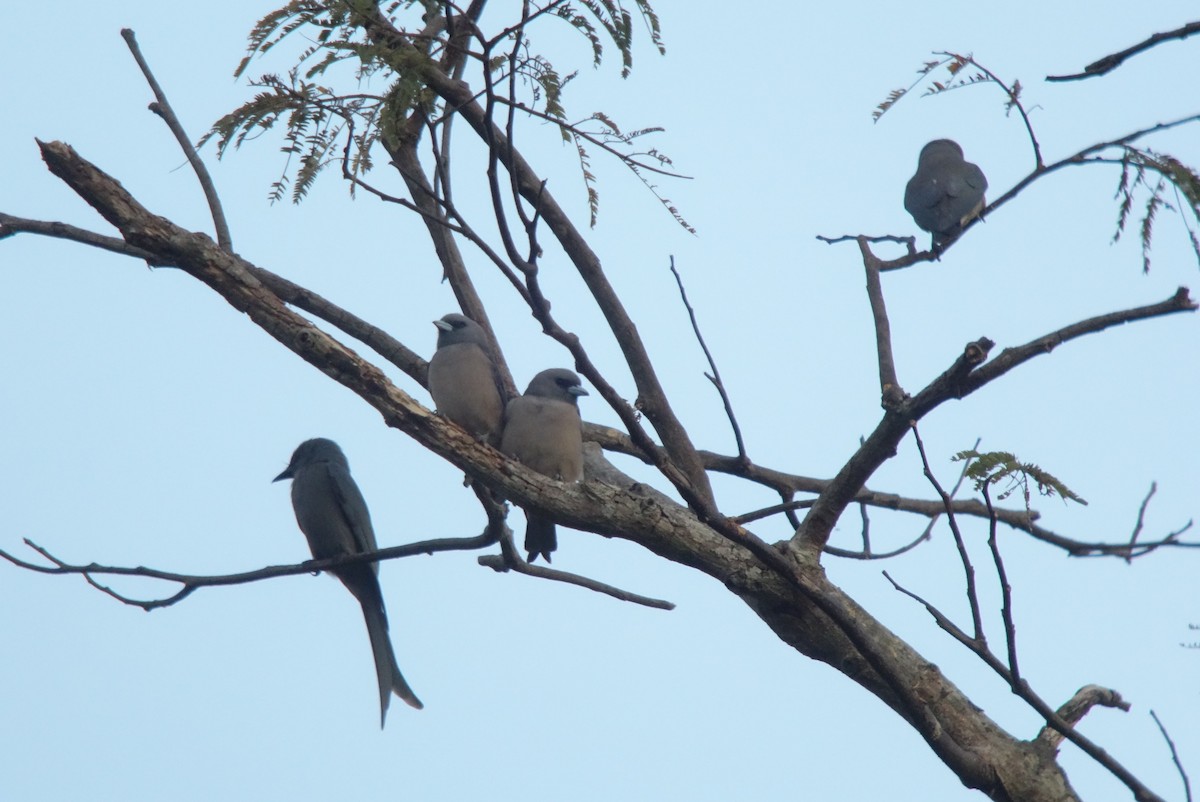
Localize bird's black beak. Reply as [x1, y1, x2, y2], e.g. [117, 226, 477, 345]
[272, 467, 292, 483]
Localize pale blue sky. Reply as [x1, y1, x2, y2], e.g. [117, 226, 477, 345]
[3, 2, 1199, 801]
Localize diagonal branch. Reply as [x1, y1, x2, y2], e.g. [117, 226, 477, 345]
[669, 256, 748, 461]
[477, 529, 675, 610]
[1149, 710, 1194, 802]
[120, 29, 232, 252]
[962, 288, 1197, 393]
[912, 424, 984, 640]
[1047, 21, 1200, 82]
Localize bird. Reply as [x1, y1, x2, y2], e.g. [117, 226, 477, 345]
[500, 368, 588, 563]
[428, 313, 505, 447]
[273, 438, 423, 726]
[904, 139, 988, 247]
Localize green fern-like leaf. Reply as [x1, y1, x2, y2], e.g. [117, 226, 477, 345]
[1139, 177, 1167, 274]
[1110, 146, 1200, 270]
[555, 7, 603, 68]
[953, 449, 1087, 506]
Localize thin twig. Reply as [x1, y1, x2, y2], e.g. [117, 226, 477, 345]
[669, 256, 748, 461]
[825, 531, 931, 560]
[477, 530, 674, 610]
[1150, 709, 1193, 802]
[120, 29, 232, 252]
[912, 423, 984, 641]
[732, 498, 814, 525]
[504, 4, 542, 261]
[2, 533, 497, 612]
[982, 484, 1020, 680]
[816, 233, 917, 249]
[859, 501, 871, 555]
[937, 52, 1042, 168]
[1127, 482, 1158, 562]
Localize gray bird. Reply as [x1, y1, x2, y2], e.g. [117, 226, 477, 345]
[904, 139, 988, 247]
[273, 438, 423, 725]
[428, 313, 505, 446]
[500, 368, 588, 563]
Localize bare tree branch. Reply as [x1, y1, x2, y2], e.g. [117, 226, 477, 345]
[962, 288, 1197, 394]
[669, 256, 748, 462]
[1150, 709, 1194, 802]
[912, 424, 984, 640]
[477, 533, 675, 611]
[1126, 481, 1158, 562]
[982, 484, 1020, 680]
[1, 532, 497, 612]
[120, 29, 232, 252]
[1047, 21, 1200, 82]
[1036, 686, 1130, 749]
[860, 238, 902, 399]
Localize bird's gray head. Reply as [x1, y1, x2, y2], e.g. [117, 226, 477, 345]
[917, 139, 965, 164]
[433, 313, 488, 349]
[273, 437, 348, 482]
[524, 368, 589, 406]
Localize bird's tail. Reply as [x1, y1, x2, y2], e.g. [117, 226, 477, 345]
[359, 591, 424, 727]
[525, 515, 557, 564]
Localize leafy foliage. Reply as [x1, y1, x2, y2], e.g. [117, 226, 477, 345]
[201, 71, 385, 203]
[1113, 147, 1200, 272]
[202, 0, 681, 226]
[953, 450, 1088, 507]
[874, 52, 1022, 122]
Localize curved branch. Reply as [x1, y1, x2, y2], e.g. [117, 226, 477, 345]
[477, 531, 675, 610]
[1036, 686, 1130, 749]
[669, 256, 748, 461]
